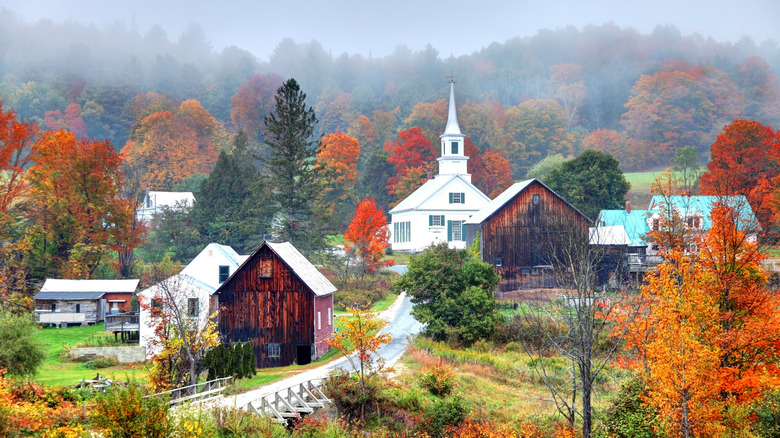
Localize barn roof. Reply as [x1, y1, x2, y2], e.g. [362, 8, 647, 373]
[39, 279, 139, 293]
[264, 242, 337, 297]
[465, 178, 589, 225]
[34, 291, 106, 300]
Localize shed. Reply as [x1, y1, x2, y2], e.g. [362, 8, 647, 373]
[215, 241, 337, 368]
[34, 279, 140, 326]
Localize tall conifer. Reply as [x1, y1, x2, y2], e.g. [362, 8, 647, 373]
[261, 78, 327, 255]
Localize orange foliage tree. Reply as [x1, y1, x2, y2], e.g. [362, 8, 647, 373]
[404, 99, 448, 146]
[230, 73, 284, 137]
[316, 132, 360, 227]
[699, 119, 780, 232]
[343, 198, 393, 286]
[481, 149, 513, 199]
[386, 127, 436, 197]
[0, 102, 39, 212]
[26, 130, 137, 278]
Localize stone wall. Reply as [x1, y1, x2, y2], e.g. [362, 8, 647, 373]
[69, 346, 146, 364]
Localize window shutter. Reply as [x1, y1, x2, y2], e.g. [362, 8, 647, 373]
[461, 222, 467, 241]
[461, 192, 466, 203]
[447, 220, 453, 241]
[449, 193, 453, 203]
[440, 215, 445, 225]
[429, 215, 433, 226]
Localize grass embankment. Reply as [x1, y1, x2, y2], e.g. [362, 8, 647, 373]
[34, 323, 147, 387]
[398, 337, 628, 426]
[624, 170, 664, 208]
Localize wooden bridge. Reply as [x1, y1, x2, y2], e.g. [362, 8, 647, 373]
[238, 379, 331, 423]
[150, 376, 234, 405]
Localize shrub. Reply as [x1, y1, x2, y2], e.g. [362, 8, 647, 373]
[324, 371, 383, 422]
[420, 396, 470, 438]
[90, 382, 171, 438]
[205, 342, 256, 380]
[752, 389, 780, 437]
[602, 377, 663, 438]
[419, 362, 456, 397]
[79, 357, 118, 369]
[210, 405, 287, 437]
[504, 341, 523, 353]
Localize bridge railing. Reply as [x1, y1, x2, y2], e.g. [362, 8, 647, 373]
[148, 376, 234, 405]
[240, 379, 331, 423]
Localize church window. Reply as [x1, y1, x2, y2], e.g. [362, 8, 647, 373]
[449, 192, 465, 204]
[429, 215, 444, 226]
[447, 220, 465, 241]
[451, 141, 459, 154]
[394, 221, 411, 243]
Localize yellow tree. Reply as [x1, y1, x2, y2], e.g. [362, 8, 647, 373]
[639, 250, 724, 437]
[326, 306, 391, 391]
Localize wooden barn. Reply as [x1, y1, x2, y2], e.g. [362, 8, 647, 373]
[464, 179, 590, 289]
[34, 279, 140, 327]
[215, 241, 336, 368]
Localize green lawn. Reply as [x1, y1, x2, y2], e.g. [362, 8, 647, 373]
[34, 323, 147, 387]
[624, 170, 665, 208]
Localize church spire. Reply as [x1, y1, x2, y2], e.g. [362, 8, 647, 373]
[438, 76, 469, 179]
[443, 77, 462, 136]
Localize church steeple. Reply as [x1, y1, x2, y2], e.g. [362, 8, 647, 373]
[438, 77, 469, 179]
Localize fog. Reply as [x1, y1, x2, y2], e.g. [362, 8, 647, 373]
[2, 0, 777, 60]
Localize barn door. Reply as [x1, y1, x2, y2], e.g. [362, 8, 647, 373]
[296, 344, 312, 365]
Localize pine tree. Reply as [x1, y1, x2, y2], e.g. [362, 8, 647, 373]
[261, 78, 327, 256]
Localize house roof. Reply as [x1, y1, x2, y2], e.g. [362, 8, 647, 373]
[137, 274, 216, 298]
[390, 174, 489, 214]
[34, 291, 106, 300]
[39, 279, 139, 293]
[647, 195, 758, 231]
[596, 209, 650, 247]
[465, 178, 589, 225]
[264, 242, 337, 297]
[589, 225, 631, 245]
[144, 191, 195, 207]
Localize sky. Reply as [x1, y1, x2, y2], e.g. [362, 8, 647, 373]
[1, 0, 778, 60]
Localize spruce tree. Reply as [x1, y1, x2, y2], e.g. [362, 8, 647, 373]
[261, 78, 328, 256]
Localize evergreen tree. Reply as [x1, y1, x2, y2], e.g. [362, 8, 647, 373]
[261, 78, 328, 256]
[190, 131, 269, 252]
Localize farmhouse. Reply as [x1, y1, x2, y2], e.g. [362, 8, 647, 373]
[34, 279, 139, 327]
[389, 79, 491, 253]
[215, 241, 336, 368]
[136, 190, 196, 222]
[138, 243, 248, 356]
[595, 195, 758, 273]
[465, 179, 590, 289]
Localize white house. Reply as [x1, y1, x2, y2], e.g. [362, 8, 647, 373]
[136, 190, 196, 222]
[389, 80, 491, 252]
[138, 243, 248, 357]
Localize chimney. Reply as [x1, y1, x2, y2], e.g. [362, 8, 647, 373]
[625, 200, 631, 214]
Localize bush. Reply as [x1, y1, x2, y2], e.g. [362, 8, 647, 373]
[0, 311, 45, 377]
[420, 396, 470, 438]
[210, 406, 287, 437]
[602, 377, 663, 438]
[324, 371, 383, 422]
[90, 382, 171, 438]
[419, 362, 456, 397]
[205, 342, 256, 380]
[79, 357, 118, 369]
[752, 390, 780, 437]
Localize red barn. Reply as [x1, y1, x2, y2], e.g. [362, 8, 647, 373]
[215, 241, 336, 368]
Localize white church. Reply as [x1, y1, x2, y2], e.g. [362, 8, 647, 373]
[389, 80, 491, 253]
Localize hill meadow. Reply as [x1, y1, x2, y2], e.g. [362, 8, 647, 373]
[2, 13, 780, 438]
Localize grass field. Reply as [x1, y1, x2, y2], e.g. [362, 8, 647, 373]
[34, 323, 147, 387]
[624, 170, 665, 208]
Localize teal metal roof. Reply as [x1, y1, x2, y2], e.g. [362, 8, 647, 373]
[647, 195, 758, 231]
[597, 209, 650, 247]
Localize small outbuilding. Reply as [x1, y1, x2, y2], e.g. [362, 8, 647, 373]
[34, 279, 140, 327]
[215, 241, 336, 368]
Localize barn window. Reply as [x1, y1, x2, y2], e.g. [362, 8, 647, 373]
[532, 194, 540, 204]
[494, 257, 502, 267]
[521, 268, 531, 275]
[318, 311, 322, 330]
[328, 308, 332, 326]
[429, 215, 444, 226]
[259, 258, 273, 278]
[267, 343, 281, 358]
[187, 298, 199, 317]
[75, 304, 81, 313]
[449, 192, 465, 204]
[51, 303, 56, 312]
[219, 265, 229, 283]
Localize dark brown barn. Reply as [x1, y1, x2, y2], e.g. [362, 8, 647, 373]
[464, 179, 590, 289]
[215, 241, 336, 368]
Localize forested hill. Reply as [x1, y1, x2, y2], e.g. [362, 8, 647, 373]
[1, 10, 779, 176]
